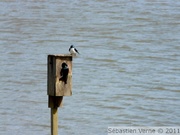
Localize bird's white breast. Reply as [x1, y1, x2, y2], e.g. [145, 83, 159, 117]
[70, 48, 76, 54]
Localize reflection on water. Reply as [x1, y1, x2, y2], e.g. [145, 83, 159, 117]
[0, 0, 180, 135]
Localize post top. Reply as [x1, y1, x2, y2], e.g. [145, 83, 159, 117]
[48, 54, 72, 57]
[48, 54, 72, 61]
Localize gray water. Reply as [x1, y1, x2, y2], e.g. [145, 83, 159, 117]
[0, 0, 180, 135]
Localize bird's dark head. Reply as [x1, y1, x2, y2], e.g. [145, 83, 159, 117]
[70, 45, 74, 48]
[62, 62, 68, 68]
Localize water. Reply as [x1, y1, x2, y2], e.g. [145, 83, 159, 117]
[0, 0, 180, 135]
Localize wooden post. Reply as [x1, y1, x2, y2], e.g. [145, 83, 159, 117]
[51, 107, 58, 135]
[49, 96, 63, 135]
[47, 54, 72, 135]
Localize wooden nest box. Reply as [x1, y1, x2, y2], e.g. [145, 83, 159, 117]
[47, 54, 72, 97]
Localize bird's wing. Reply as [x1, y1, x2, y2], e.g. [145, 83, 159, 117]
[60, 69, 63, 76]
[75, 48, 80, 54]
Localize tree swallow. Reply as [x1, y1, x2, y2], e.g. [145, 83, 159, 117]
[69, 45, 80, 56]
[59, 62, 69, 84]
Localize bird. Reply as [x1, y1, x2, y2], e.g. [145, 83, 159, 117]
[59, 62, 69, 84]
[69, 45, 80, 56]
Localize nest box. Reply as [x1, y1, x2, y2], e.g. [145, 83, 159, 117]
[47, 54, 72, 96]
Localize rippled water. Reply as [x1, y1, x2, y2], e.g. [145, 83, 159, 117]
[0, 1, 180, 135]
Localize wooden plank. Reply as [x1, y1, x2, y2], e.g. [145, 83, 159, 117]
[47, 55, 56, 96]
[48, 96, 63, 108]
[51, 107, 58, 135]
[48, 54, 72, 96]
[55, 59, 72, 96]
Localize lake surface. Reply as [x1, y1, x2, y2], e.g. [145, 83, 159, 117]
[0, 0, 180, 135]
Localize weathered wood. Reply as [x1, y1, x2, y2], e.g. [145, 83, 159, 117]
[48, 54, 73, 135]
[48, 56, 56, 96]
[48, 96, 63, 108]
[51, 107, 58, 135]
[48, 54, 72, 96]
